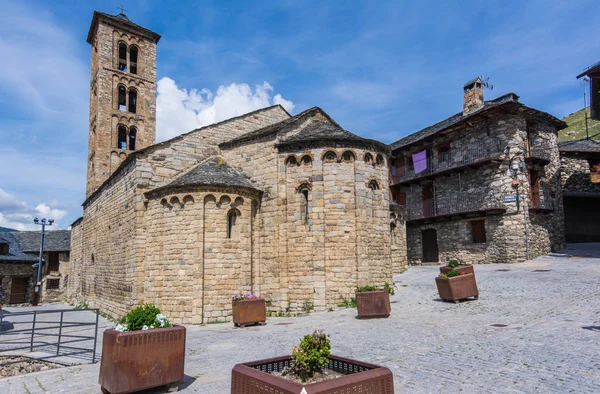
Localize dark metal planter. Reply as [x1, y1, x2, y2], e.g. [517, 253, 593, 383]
[435, 273, 479, 303]
[355, 290, 391, 319]
[231, 354, 394, 393]
[232, 299, 266, 328]
[99, 325, 186, 394]
[439, 264, 475, 276]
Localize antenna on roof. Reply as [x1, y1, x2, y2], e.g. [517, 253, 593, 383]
[479, 76, 493, 91]
[118, 5, 127, 14]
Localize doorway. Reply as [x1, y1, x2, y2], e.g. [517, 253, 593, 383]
[10, 277, 29, 304]
[422, 229, 439, 263]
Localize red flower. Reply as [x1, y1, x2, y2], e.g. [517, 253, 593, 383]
[459, 271, 464, 275]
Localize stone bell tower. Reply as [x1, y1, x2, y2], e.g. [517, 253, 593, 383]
[85, 11, 161, 197]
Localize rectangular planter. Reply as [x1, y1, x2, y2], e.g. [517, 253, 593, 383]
[99, 325, 186, 394]
[439, 264, 475, 276]
[231, 355, 394, 393]
[356, 290, 391, 319]
[232, 298, 266, 327]
[435, 273, 479, 303]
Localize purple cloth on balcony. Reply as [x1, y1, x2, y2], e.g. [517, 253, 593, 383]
[412, 150, 427, 174]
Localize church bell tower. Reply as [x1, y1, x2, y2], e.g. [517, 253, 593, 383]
[85, 11, 161, 197]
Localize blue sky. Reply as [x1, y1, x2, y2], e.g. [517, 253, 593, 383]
[0, 0, 598, 230]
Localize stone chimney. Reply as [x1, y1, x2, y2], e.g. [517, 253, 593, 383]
[463, 77, 484, 115]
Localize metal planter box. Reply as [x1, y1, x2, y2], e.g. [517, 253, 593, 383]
[435, 273, 479, 303]
[355, 290, 391, 319]
[99, 326, 186, 394]
[231, 355, 394, 394]
[439, 264, 475, 276]
[232, 299, 266, 327]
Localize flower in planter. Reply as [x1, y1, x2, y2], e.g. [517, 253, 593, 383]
[439, 269, 465, 279]
[283, 330, 331, 382]
[356, 282, 396, 295]
[116, 304, 172, 332]
[447, 259, 461, 268]
[232, 293, 263, 301]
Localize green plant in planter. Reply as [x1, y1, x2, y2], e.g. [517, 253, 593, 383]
[439, 269, 466, 279]
[356, 282, 396, 295]
[284, 330, 331, 382]
[116, 304, 172, 332]
[447, 259, 460, 268]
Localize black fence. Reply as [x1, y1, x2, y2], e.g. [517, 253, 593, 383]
[0, 308, 100, 365]
[407, 191, 506, 221]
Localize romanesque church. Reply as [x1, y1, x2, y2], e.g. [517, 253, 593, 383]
[67, 11, 406, 323]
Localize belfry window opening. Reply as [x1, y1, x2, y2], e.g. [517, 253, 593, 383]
[118, 43, 127, 71]
[117, 126, 127, 150]
[129, 127, 137, 151]
[129, 46, 138, 74]
[128, 88, 137, 113]
[118, 86, 126, 111]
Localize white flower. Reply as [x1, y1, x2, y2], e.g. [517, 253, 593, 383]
[142, 325, 149, 330]
[150, 325, 155, 329]
[115, 324, 127, 332]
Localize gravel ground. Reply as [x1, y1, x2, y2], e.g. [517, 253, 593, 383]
[1, 243, 599, 393]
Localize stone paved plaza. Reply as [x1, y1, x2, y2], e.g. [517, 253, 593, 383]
[1, 244, 599, 393]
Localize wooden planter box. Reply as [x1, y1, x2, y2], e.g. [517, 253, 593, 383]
[231, 355, 394, 393]
[99, 326, 186, 394]
[435, 273, 479, 303]
[439, 264, 475, 276]
[356, 290, 391, 319]
[232, 298, 266, 327]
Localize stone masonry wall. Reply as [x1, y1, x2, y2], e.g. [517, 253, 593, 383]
[0, 263, 37, 305]
[560, 154, 600, 194]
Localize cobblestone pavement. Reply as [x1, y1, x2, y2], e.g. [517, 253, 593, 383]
[1, 244, 599, 393]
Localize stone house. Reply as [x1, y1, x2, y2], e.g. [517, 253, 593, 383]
[559, 139, 600, 242]
[389, 78, 566, 265]
[67, 11, 406, 324]
[0, 230, 70, 305]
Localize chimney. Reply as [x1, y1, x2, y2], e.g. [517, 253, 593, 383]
[463, 77, 484, 115]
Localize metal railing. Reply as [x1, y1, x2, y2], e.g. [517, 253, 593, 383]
[392, 142, 502, 185]
[406, 191, 506, 221]
[0, 308, 100, 364]
[526, 138, 552, 163]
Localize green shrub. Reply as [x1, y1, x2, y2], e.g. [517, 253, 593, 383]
[338, 298, 357, 308]
[446, 269, 460, 278]
[122, 304, 172, 332]
[447, 259, 460, 268]
[287, 330, 331, 381]
[356, 282, 396, 295]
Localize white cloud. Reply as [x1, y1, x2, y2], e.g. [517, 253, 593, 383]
[156, 78, 295, 141]
[0, 189, 68, 231]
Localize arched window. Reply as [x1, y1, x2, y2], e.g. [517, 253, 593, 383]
[364, 153, 373, 164]
[368, 180, 380, 190]
[227, 209, 238, 239]
[118, 85, 126, 111]
[129, 46, 138, 74]
[323, 151, 337, 163]
[342, 151, 355, 162]
[297, 184, 311, 224]
[117, 126, 127, 149]
[390, 222, 397, 244]
[285, 156, 297, 166]
[91, 254, 95, 264]
[128, 88, 137, 114]
[118, 43, 127, 71]
[301, 155, 312, 165]
[376, 154, 385, 166]
[129, 127, 137, 151]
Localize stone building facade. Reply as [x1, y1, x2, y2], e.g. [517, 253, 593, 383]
[68, 11, 406, 324]
[559, 139, 600, 242]
[389, 78, 566, 266]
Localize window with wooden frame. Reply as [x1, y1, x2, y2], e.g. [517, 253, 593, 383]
[0, 242, 8, 255]
[471, 219, 486, 243]
[48, 252, 60, 272]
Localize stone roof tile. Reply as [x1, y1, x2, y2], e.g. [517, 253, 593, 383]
[559, 138, 600, 153]
[0, 233, 39, 263]
[11, 230, 71, 253]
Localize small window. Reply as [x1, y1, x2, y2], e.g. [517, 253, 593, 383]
[46, 279, 60, 290]
[128, 89, 137, 114]
[0, 242, 8, 255]
[285, 156, 297, 166]
[118, 43, 127, 71]
[368, 180, 380, 190]
[342, 151, 355, 162]
[301, 189, 309, 223]
[227, 210, 238, 239]
[376, 154, 385, 166]
[437, 144, 450, 163]
[117, 126, 127, 149]
[397, 191, 406, 206]
[323, 151, 337, 163]
[129, 46, 138, 74]
[118, 86, 127, 111]
[471, 220, 486, 243]
[301, 155, 312, 165]
[129, 127, 137, 151]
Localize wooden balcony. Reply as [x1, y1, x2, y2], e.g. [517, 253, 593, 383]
[406, 191, 506, 224]
[525, 138, 552, 165]
[529, 184, 554, 213]
[391, 142, 503, 186]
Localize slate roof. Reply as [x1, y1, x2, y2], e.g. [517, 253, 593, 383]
[0, 232, 38, 263]
[576, 60, 600, 79]
[87, 11, 161, 44]
[149, 158, 259, 195]
[559, 138, 600, 153]
[277, 120, 389, 152]
[390, 93, 566, 151]
[11, 230, 71, 253]
[0, 226, 17, 232]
